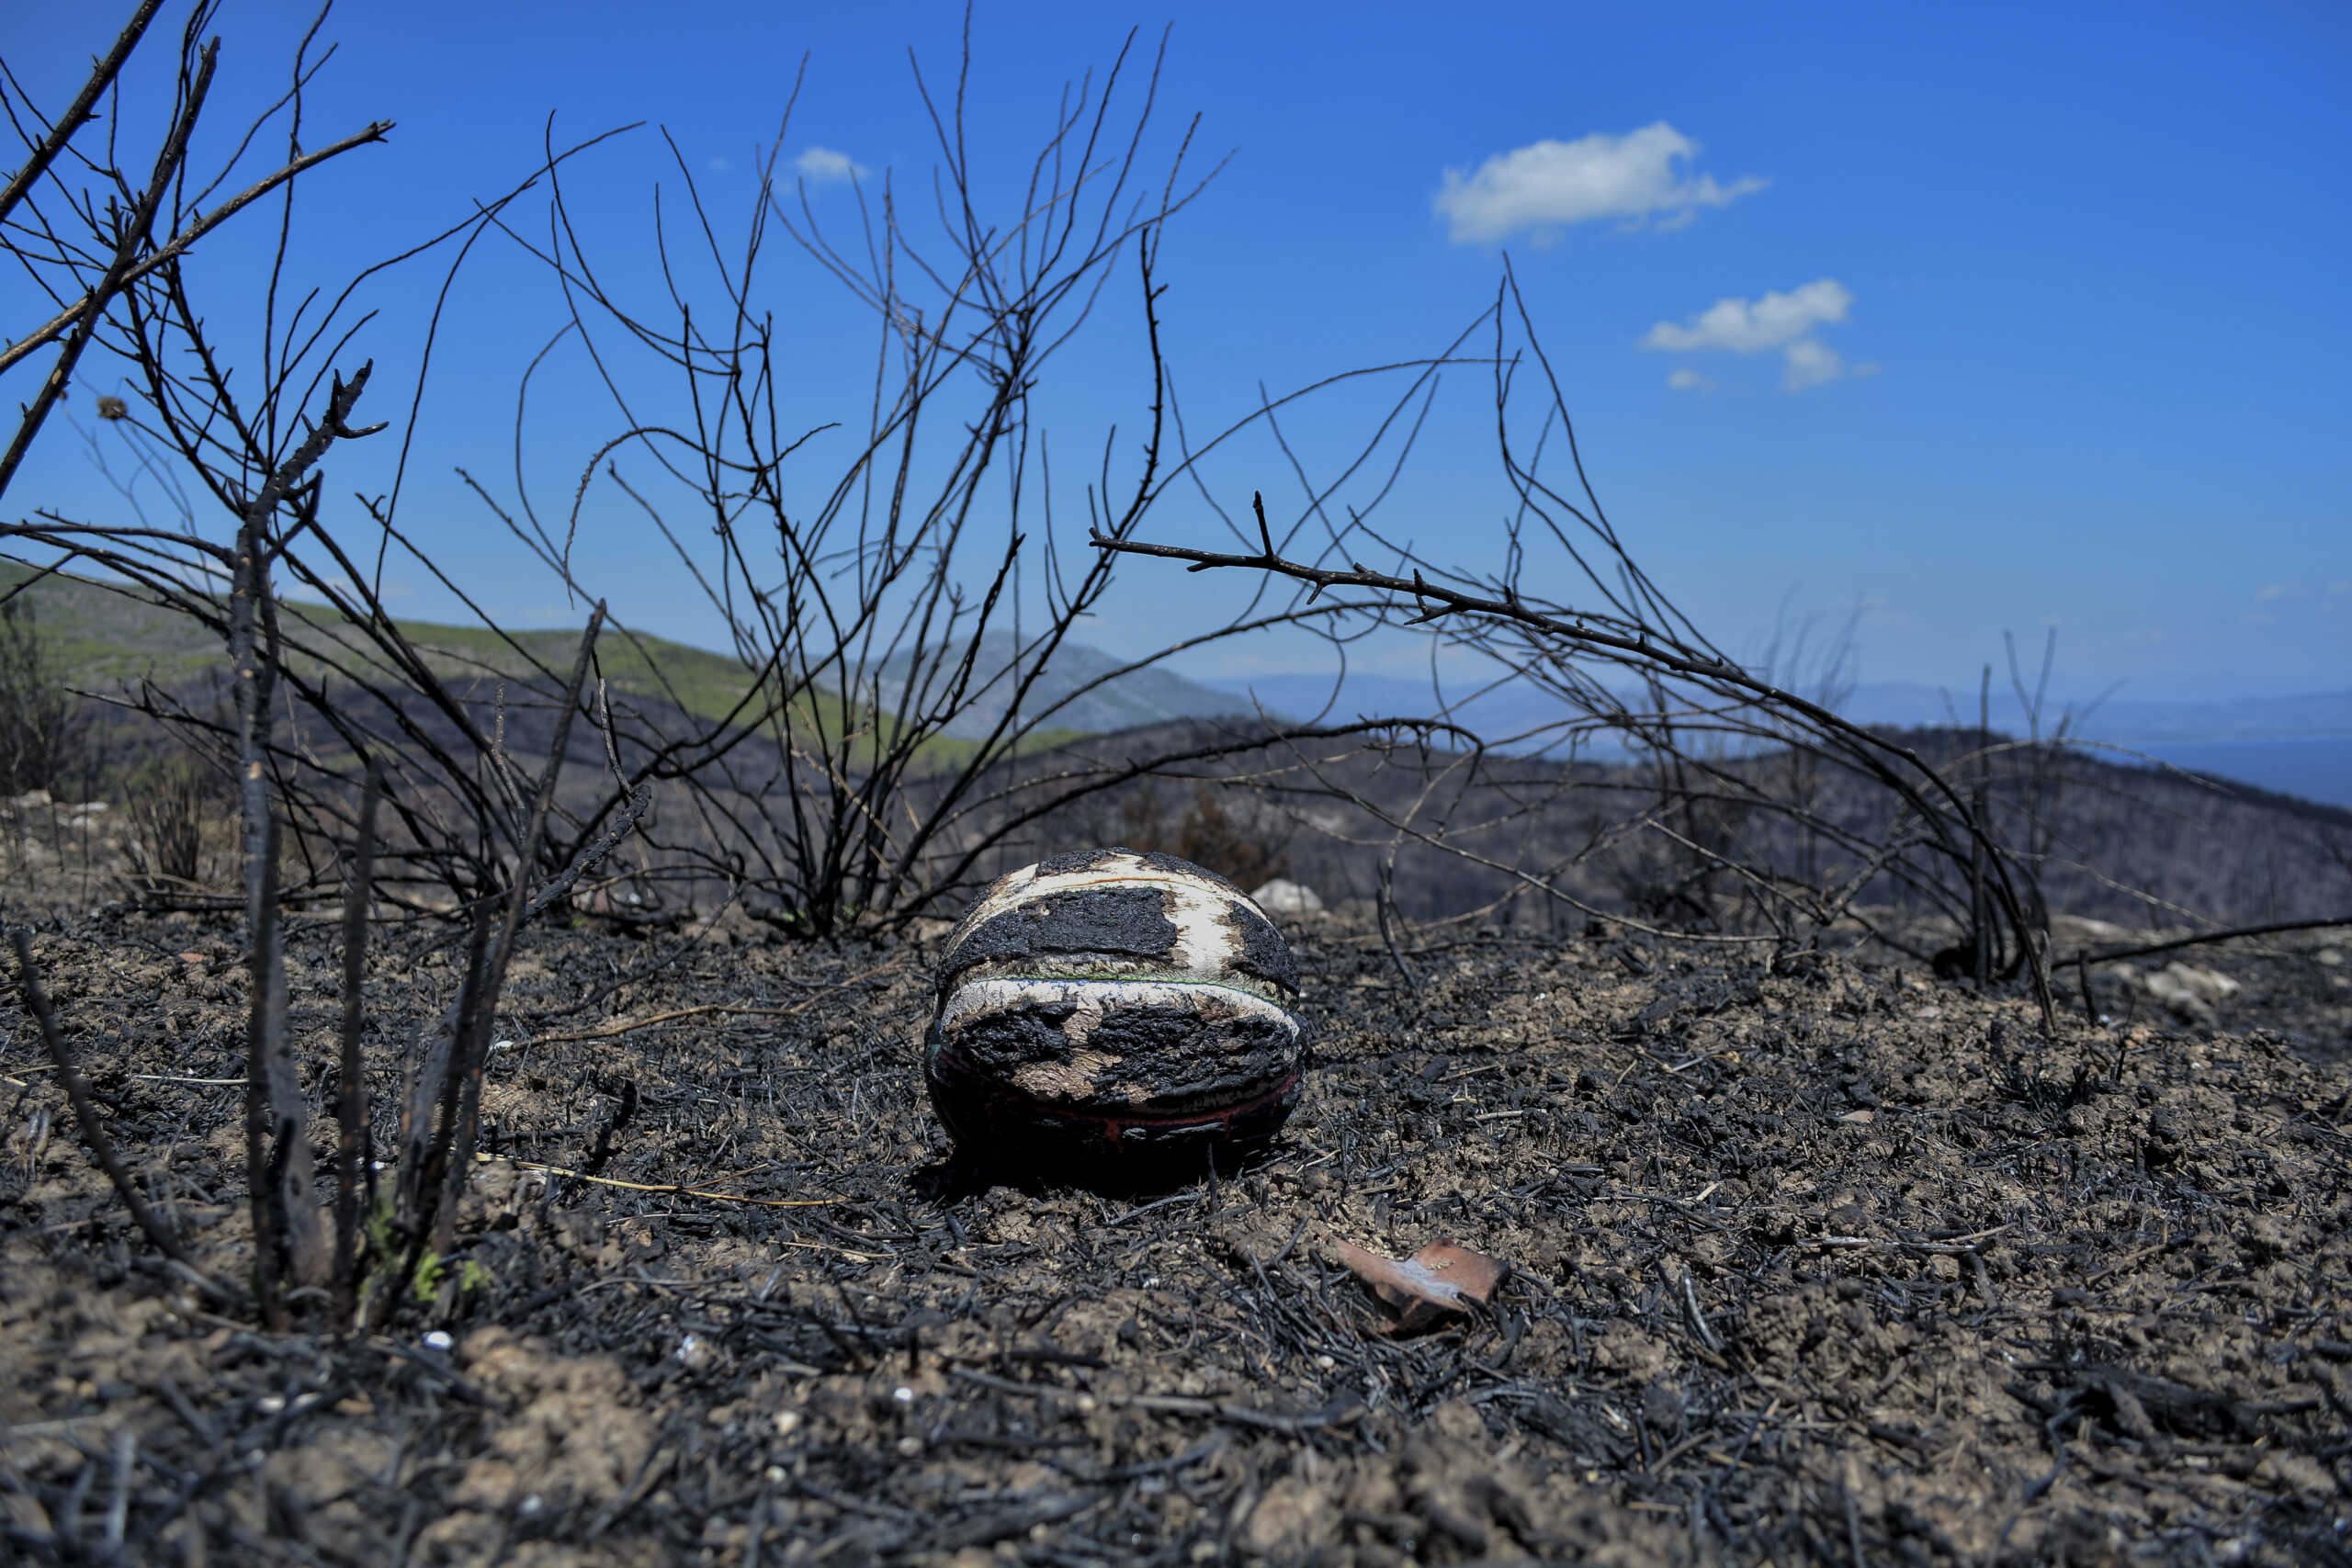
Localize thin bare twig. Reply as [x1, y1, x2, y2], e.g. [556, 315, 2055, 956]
[331, 759, 381, 1328]
[2063, 915, 2352, 969]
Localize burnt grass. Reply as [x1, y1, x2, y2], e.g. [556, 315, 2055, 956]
[4, 904, 2350, 1566]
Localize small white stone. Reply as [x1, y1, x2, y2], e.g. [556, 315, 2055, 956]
[891, 1385, 913, 1404]
[1250, 877, 1326, 918]
[775, 1411, 800, 1437]
[519, 1495, 543, 1517]
[895, 1436, 922, 1457]
[256, 1395, 285, 1414]
[422, 1330, 454, 1352]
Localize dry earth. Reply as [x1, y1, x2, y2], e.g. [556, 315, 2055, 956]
[3, 901, 2349, 1565]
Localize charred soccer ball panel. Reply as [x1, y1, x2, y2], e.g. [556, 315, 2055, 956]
[1225, 901, 1301, 993]
[935, 980, 1302, 1111]
[925, 849, 1308, 1179]
[938, 885, 1181, 978]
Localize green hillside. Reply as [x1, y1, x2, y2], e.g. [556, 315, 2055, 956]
[0, 559, 222, 685]
[0, 560, 1082, 767]
[0, 559, 770, 721]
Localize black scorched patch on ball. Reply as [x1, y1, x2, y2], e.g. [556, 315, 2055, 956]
[1074, 1009, 1300, 1111]
[1225, 901, 1301, 993]
[925, 1042, 1303, 1172]
[928, 997, 1086, 1071]
[934, 998, 1298, 1111]
[1033, 847, 1132, 877]
[940, 886, 1179, 987]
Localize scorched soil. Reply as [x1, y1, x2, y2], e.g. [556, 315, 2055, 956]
[3, 907, 2348, 1564]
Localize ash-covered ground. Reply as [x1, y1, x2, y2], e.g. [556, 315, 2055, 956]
[3, 903, 2348, 1564]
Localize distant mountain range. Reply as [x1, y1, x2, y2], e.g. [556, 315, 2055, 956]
[1820, 682, 2352, 745]
[1193, 668, 2352, 809]
[861, 634, 2352, 753]
[869, 635, 1262, 740]
[9, 558, 2342, 758]
[1205, 671, 2352, 747]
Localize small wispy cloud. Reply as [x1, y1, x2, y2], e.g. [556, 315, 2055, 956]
[1781, 338, 1847, 391]
[1857, 594, 1909, 627]
[1640, 278, 1860, 392]
[1666, 367, 1714, 393]
[792, 146, 867, 185]
[288, 574, 409, 605]
[1435, 122, 1766, 244]
[1641, 278, 1851, 354]
[2256, 581, 2299, 602]
[282, 573, 357, 606]
[708, 156, 731, 174]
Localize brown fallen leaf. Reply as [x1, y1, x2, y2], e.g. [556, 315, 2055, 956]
[1327, 1236, 1506, 1334]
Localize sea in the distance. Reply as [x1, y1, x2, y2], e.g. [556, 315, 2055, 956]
[2123, 736, 2352, 811]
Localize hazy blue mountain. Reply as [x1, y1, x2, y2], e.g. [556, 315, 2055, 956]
[1834, 682, 2352, 742]
[872, 635, 1255, 739]
[1207, 669, 2352, 806]
[1211, 671, 2352, 745]
[1207, 670, 1592, 742]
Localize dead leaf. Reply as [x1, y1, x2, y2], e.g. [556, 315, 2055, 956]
[1327, 1236, 1506, 1334]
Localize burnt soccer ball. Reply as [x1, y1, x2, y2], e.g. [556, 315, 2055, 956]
[924, 848, 1307, 1179]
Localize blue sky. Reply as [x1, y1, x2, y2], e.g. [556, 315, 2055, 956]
[5, 0, 2347, 703]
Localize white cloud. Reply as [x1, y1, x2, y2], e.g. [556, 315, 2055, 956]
[792, 146, 867, 185]
[1641, 278, 1852, 354]
[285, 573, 411, 606]
[1435, 122, 1766, 244]
[282, 574, 356, 606]
[1666, 367, 1713, 393]
[2256, 581, 2298, 602]
[1640, 278, 1860, 393]
[1781, 338, 1846, 391]
[1858, 595, 1909, 626]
